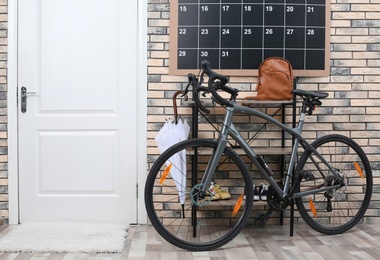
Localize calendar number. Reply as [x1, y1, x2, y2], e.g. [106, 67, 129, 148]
[201, 29, 209, 35]
[200, 51, 208, 57]
[222, 29, 230, 35]
[266, 28, 273, 35]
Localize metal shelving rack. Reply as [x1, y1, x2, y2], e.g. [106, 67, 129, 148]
[189, 81, 297, 236]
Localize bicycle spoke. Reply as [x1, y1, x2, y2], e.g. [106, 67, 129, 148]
[145, 139, 253, 251]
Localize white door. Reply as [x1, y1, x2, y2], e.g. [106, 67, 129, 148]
[17, 0, 138, 223]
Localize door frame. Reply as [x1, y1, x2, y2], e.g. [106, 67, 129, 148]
[7, 0, 148, 224]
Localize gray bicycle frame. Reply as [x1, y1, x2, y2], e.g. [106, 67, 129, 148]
[200, 101, 341, 200]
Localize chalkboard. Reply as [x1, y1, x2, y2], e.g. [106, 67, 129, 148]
[169, 0, 330, 76]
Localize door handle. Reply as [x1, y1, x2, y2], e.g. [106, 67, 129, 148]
[21, 86, 37, 113]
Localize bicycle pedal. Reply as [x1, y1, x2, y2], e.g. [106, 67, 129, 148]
[253, 214, 267, 226]
[253, 209, 273, 226]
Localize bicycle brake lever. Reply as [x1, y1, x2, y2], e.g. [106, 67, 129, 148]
[183, 83, 190, 96]
[183, 73, 198, 96]
[202, 90, 211, 97]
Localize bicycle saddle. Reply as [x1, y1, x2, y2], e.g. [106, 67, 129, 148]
[292, 89, 329, 99]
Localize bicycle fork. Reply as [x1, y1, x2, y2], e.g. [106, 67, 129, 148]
[199, 108, 233, 193]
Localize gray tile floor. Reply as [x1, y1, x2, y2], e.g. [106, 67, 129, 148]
[2, 223, 380, 259]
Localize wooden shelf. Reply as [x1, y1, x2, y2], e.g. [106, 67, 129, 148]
[183, 100, 294, 108]
[236, 100, 293, 107]
[206, 198, 268, 207]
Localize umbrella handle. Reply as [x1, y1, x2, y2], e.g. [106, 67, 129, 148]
[173, 90, 188, 124]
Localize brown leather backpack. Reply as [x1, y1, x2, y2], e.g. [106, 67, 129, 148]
[244, 57, 294, 101]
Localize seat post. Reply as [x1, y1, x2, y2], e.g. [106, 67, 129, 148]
[300, 98, 310, 115]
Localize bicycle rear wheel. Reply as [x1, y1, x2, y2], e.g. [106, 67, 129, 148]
[145, 139, 253, 251]
[295, 134, 372, 234]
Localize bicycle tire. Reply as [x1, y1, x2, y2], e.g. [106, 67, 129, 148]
[145, 139, 253, 251]
[295, 134, 372, 234]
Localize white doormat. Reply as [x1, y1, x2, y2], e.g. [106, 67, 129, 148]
[0, 221, 129, 253]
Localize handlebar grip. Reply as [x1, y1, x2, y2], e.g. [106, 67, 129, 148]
[201, 60, 228, 85]
[200, 60, 238, 107]
[209, 83, 232, 107]
[188, 73, 210, 114]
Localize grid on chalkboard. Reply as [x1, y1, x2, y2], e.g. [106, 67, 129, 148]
[170, 0, 330, 76]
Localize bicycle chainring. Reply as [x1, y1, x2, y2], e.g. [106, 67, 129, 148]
[267, 183, 289, 211]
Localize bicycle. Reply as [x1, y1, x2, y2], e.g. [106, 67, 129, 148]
[144, 60, 373, 251]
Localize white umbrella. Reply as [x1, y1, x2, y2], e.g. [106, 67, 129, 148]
[155, 91, 190, 213]
[155, 118, 190, 205]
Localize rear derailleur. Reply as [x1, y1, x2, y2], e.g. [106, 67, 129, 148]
[323, 174, 344, 212]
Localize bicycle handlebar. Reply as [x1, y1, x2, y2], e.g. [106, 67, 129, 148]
[187, 73, 210, 114]
[183, 60, 239, 113]
[200, 60, 229, 86]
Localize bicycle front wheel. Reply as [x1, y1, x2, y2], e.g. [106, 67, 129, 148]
[295, 134, 372, 234]
[145, 139, 253, 251]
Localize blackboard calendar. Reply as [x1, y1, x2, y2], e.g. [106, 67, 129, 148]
[169, 0, 330, 76]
